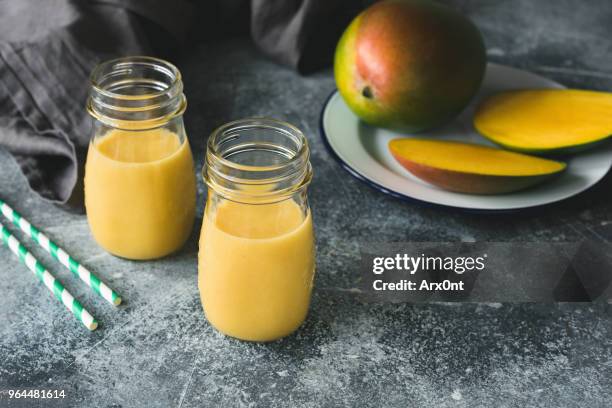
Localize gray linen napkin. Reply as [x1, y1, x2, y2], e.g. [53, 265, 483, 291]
[0, 0, 362, 208]
[0, 0, 194, 208]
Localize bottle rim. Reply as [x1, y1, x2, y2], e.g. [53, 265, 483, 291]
[87, 56, 186, 129]
[203, 117, 312, 203]
[207, 117, 309, 173]
[89, 56, 182, 100]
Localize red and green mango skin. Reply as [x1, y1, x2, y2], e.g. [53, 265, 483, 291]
[479, 137, 612, 157]
[391, 152, 565, 195]
[334, 0, 486, 132]
[481, 135, 612, 156]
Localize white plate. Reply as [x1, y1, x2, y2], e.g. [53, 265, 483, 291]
[320, 63, 612, 211]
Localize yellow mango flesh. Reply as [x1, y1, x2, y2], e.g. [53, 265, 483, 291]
[474, 89, 612, 152]
[389, 139, 566, 194]
[390, 139, 566, 176]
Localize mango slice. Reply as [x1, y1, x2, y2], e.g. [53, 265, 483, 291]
[389, 139, 566, 194]
[474, 89, 612, 153]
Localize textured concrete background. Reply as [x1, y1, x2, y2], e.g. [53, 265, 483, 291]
[1, 1, 612, 407]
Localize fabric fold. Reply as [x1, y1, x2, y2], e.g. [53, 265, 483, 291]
[0, 0, 363, 208]
[0, 0, 184, 206]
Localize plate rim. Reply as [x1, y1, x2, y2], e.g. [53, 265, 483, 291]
[319, 74, 612, 213]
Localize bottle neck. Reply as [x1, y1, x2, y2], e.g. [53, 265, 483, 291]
[203, 118, 312, 204]
[87, 56, 186, 130]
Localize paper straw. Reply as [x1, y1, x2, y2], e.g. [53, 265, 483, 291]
[1, 224, 98, 331]
[0, 199, 121, 306]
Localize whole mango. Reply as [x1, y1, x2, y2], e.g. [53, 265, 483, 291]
[334, 0, 486, 132]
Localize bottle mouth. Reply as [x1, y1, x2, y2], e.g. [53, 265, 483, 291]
[87, 56, 186, 129]
[204, 118, 312, 203]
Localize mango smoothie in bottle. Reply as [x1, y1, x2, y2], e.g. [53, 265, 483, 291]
[84, 57, 196, 260]
[199, 118, 315, 342]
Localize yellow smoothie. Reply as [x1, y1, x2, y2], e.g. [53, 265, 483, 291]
[198, 199, 315, 342]
[85, 128, 196, 260]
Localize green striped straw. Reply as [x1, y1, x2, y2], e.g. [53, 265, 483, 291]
[2, 223, 98, 330]
[0, 199, 121, 306]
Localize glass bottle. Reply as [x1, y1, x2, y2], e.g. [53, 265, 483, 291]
[199, 118, 315, 342]
[85, 56, 196, 260]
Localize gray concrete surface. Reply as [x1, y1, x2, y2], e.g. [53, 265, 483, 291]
[1, 1, 612, 406]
